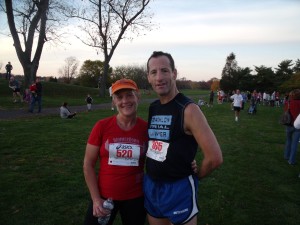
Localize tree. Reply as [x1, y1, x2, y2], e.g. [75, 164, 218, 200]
[1, 0, 66, 88]
[177, 78, 193, 89]
[113, 65, 149, 90]
[58, 56, 79, 83]
[274, 59, 294, 87]
[77, 60, 112, 88]
[65, 0, 153, 96]
[254, 65, 275, 92]
[221, 52, 237, 78]
[210, 78, 220, 91]
[197, 80, 210, 90]
[235, 67, 253, 91]
[220, 52, 238, 92]
[279, 72, 300, 93]
[293, 59, 300, 73]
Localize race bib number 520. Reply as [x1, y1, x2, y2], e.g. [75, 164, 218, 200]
[146, 140, 169, 162]
[109, 143, 140, 166]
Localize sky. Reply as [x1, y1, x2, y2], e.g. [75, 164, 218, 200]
[1, 0, 300, 82]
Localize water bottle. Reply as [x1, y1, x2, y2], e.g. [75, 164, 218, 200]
[98, 198, 114, 225]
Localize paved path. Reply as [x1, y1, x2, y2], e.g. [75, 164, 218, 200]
[0, 99, 155, 120]
[0, 104, 111, 120]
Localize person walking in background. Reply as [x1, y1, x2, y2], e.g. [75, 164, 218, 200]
[144, 51, 223, 225]
[230, 89, 243, 122]
[86, 94, 93, 111]
[270, 91, 275, 107]
[29, 77, 42, 113]
[8, 76, 23, 103]
[217, 89, 224, 104]
[283, 89, 300, 165]
[60, 102, 77, 119]
[208, 90, 214, 107]
[5, 62, 13, 80]
[83, 78, 148, 225]
[257, 91, 262, 105]
[275, 91, 280, 107]
[109, 85, 114, 111]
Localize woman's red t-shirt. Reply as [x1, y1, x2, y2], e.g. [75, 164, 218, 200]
[88, 116, 148, 200]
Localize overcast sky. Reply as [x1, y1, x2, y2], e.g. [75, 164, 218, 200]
[1, 0, 300, 82]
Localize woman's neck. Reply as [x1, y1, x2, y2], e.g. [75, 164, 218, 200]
[116, 114, 137, 131]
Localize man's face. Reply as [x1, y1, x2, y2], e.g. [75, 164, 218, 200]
[147, 56, 177, 96]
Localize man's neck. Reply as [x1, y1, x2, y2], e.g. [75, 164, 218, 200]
[159, 88, 179, 104]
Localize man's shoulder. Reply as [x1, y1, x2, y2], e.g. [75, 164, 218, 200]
[173, 93, 194, 109]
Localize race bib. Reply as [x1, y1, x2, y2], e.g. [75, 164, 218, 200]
[108, 143, 140, 166]
[146, 140, 169, 162]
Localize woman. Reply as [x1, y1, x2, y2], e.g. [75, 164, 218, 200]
[83, 79, 147, 225]
[284, 89, 300, 165]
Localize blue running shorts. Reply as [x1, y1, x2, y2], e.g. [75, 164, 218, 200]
[143, 174, 199, 225]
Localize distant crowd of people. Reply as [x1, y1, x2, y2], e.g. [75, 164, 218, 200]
[200, 88, 300, 179]
[215, 89, 283, 107]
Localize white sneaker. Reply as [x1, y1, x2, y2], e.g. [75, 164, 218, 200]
[111, 107, 114, 111]
[235, 117, 238, 122]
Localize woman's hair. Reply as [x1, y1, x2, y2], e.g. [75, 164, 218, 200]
[289, 89, 300, 100]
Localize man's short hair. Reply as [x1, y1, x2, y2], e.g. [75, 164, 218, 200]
[147, 51, 175, 72]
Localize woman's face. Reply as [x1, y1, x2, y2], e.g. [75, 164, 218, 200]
[113, 89, 139, 117]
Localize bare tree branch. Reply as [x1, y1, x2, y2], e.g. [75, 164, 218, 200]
[64, 0, 155, 96]
[1, 0, 71, 87]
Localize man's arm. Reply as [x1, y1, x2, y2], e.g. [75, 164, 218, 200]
[184, 103, 223, 178]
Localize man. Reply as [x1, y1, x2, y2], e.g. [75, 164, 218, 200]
[5, 62, 13, 80]
[8, 76, 23, 103]
[29, 77, 42, 113]
[144, 51, 223, 225]
[230, 89, 243, 122]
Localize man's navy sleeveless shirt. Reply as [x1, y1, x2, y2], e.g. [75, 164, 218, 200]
[146, 93, 198, 181]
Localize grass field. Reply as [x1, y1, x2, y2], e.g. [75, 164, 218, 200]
[0, 78, 300, 225]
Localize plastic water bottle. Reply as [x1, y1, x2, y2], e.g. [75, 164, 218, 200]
[98, 198, 114, 225]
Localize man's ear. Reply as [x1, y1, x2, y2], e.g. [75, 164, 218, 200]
[173, 69, 177, 80]
[147, 74, 151, 83]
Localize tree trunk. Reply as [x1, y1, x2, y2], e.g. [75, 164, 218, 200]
[99, 61, 109, 97]
[5, 0, 49, 88]
[23, 61, 39, 87]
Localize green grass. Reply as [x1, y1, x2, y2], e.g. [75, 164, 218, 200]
[0, 79, 299, 224]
